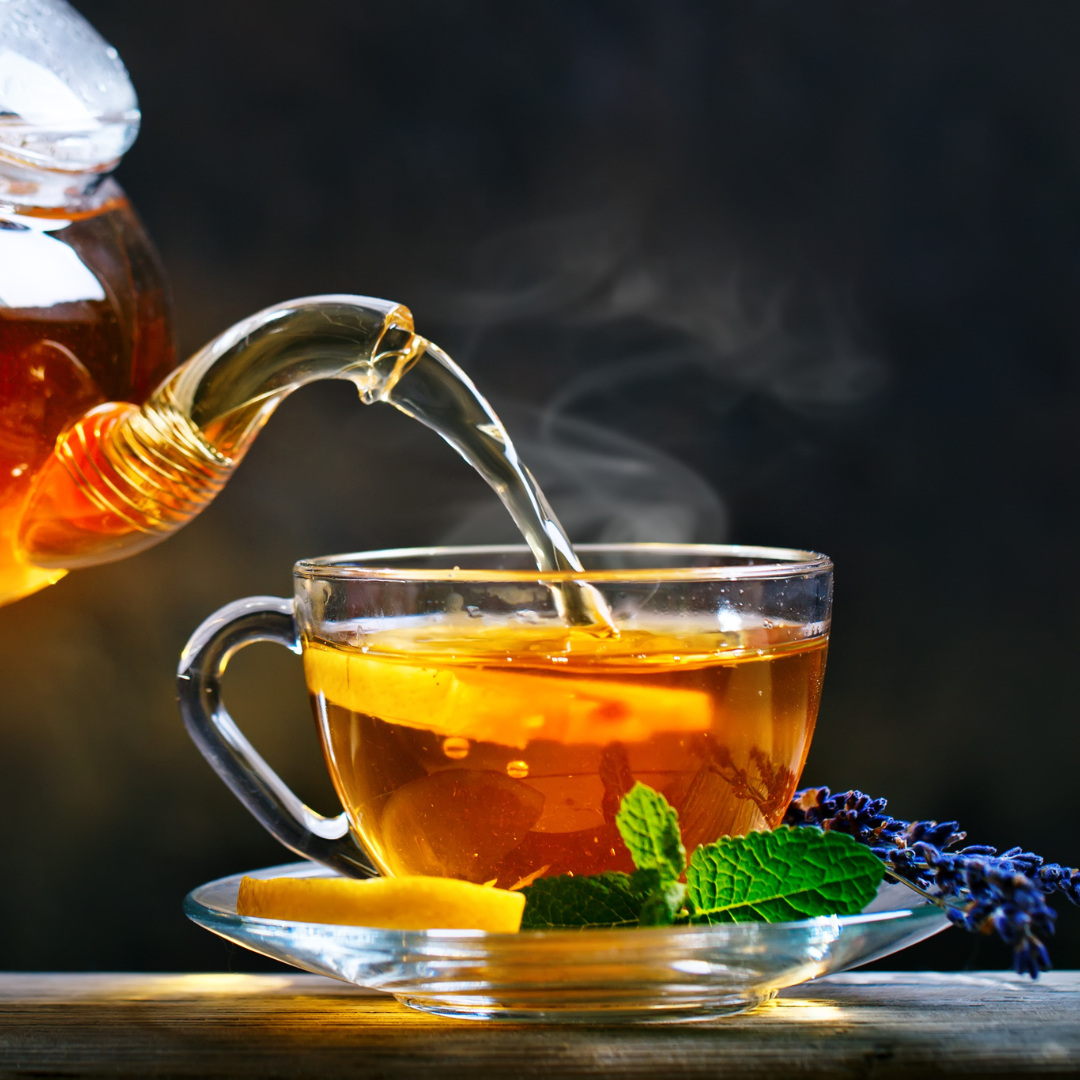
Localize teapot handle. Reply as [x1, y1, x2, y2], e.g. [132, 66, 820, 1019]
[176, 595, 374, 878]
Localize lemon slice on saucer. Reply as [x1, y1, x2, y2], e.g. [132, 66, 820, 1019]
[236, 874, 525, 933]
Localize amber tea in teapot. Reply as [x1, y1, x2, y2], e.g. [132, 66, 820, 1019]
[0, 193, 174, 603]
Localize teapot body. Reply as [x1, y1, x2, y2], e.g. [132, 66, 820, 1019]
[0, 181, 175, 603]
[0, 0, 175, 602]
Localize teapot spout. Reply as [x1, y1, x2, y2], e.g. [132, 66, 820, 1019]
[17, 296, 425, 570]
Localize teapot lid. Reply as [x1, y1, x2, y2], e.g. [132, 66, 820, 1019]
[0, 0, 139, 176]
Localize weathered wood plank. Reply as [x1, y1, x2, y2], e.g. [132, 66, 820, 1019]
[0, 971, 1076, 1079]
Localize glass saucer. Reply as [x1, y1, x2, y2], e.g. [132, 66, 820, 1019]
[185, 861, 948, 1023]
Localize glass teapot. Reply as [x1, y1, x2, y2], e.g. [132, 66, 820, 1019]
[0, 0, 176, 602]
[0, 1, 509, 609]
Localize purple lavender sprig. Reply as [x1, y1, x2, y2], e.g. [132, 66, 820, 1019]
[784, 788, 1080, 978]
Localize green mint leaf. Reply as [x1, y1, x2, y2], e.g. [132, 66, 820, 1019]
[520, 869, 662, 930]
[616, 781, 686, 884]
[686, 825, 884, 923]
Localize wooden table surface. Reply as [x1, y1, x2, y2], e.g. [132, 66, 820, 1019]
[0, 971, 1077, 1079]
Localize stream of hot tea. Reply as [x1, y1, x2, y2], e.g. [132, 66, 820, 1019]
[9, 294, 611, 626]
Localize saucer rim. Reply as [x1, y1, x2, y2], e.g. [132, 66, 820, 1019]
[185, 859, 945, 943]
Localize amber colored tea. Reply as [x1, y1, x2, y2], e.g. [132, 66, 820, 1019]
[0, 194, 174, 603]
[304, 622, 827, 887]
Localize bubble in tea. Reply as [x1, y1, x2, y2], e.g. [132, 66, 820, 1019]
[442, 737, 470, 760]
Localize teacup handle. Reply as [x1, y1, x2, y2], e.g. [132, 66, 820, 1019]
[177, 596, 374, 878]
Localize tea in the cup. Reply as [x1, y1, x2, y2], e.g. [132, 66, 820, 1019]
[304, 619, 826, 887]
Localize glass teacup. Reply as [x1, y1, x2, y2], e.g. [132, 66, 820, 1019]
[179, 544, 833, 882]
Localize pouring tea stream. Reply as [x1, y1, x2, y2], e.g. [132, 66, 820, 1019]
[17, 295, 616, 627]
[0, 0, 611, 627]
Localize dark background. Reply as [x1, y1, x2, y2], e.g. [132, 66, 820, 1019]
[1, 0, 1077, 974]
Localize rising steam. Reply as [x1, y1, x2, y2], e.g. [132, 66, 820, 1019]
[441, 405, 727, 546]
[429, 205, 885, 544]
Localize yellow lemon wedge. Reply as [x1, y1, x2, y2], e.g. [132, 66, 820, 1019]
[303, 641, 711, 749]
[236, 874, 526, 933]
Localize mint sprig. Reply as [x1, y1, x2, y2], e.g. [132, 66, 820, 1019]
[520, 782, 884, 929]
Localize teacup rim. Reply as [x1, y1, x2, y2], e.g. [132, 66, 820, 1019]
[293, 542, 832, 583]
